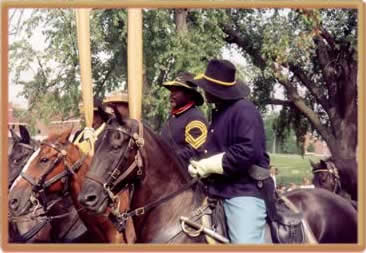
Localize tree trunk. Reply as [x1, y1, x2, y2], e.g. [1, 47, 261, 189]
[174, 9, 188, 34]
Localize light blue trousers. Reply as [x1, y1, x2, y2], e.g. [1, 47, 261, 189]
[223, 196, 266, 244]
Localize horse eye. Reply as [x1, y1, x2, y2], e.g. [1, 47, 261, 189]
[40, 157, 49, 163]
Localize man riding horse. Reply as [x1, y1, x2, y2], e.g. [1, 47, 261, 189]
[188, 59, 275, 243]
[161, 72, 208, 168]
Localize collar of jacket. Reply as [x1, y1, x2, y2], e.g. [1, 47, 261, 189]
[214, 99, 240, 111]
[171, 101, 195, 116]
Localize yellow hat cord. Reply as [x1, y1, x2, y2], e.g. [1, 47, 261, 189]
[194, 73, 236, 86]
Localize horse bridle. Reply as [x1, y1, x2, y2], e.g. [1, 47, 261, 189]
[312, 161, 341, 193]
[85, 120, 145, 199]
[20, 142, 87, 210]
[10, 141, 87, 242]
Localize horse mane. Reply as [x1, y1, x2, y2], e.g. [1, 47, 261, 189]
[142, 124, 206, 204]
[143, 125, 191, 182]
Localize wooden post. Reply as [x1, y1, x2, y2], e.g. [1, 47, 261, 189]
[127, 9, 143, 120]
[75, 9, 93, 128]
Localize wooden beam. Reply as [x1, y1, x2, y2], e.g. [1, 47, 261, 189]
[127, 8, 143, 120]
[75, 9, 93, 128]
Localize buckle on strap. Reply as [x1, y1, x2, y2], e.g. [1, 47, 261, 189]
[135, 207, 145, 216]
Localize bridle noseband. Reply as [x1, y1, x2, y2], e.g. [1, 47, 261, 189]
[312, 161, 341, 193]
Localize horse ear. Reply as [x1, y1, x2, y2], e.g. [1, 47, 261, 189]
[320, 159, 327, 168]
[19, 125, 31, 144]
[58, 127, 73, 144]
[10, 128, 21, 142]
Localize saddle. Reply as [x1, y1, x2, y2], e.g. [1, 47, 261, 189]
[249, 164, 305, 244]
[268, 196, 305, 244]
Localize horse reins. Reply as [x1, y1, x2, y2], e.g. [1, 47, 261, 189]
[312, 161, 341, 193]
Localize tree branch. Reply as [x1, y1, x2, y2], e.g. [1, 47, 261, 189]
[221, 24, 267, 70]
[273, 63, 336, 148]
[265, 98, 293, 107]
[288, 63, 329, 110]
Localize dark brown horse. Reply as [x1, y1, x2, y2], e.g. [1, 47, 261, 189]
[311, 158, 357, 209]
[8, 129, 131, 243]
[8, 126, 38, 189]
[78, 116, 357, 243]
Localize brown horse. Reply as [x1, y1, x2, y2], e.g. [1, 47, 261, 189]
[8, 129, 133, 243]
[8, 126, 90, 243]
[78, 116, 357, 243]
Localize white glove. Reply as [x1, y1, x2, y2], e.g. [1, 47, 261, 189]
[188, 153, 225, 178]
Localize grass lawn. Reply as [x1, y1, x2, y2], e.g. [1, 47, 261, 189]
[269, 153, 326, 186]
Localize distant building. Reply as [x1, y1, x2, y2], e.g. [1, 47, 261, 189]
[8, 103, 28, 137]
[304, 133, 331, 156]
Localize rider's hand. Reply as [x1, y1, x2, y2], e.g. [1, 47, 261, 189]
[188, 153, 225, 178]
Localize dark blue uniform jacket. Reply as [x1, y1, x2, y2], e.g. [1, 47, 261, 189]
[203, 99, 270, 199]
[161, 106, 208, 168]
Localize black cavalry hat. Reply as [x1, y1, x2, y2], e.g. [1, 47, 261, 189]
[163, 72, 204, 106]
[188, 59, 247, 100]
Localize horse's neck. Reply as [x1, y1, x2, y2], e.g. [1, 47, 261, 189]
[139, 130, 190, 196]
[131, 130, 202, 242]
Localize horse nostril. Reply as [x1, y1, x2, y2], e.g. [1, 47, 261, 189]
[86, 195, 97, 203]
[9, 198, 19, 211]
[80, 194, 98, 207]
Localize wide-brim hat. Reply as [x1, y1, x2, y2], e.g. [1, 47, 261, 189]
[103, 92, 129, 105]
[163, 72, 204, 106]
[188, 59, 246, 100]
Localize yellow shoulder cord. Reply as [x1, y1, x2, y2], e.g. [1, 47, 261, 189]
[73, 123, 106, 156]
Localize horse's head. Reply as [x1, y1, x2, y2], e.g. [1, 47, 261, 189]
[78, 116, 144, 214]
[8, 126, 37, 189]
[311, 158, 340, 193]
[9, 128, 81, 217]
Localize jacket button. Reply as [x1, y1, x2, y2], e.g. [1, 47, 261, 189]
[210, 129, 214, 133]
[204, 150, 208, 154]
